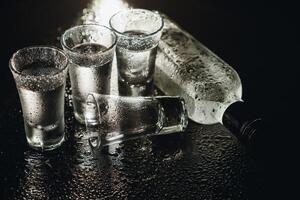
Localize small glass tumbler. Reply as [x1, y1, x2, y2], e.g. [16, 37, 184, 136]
[61, 24, 117, 123]
[84, 93, 188, 150]
[9, 46, 69, 151]
[109, 9, 164, 96]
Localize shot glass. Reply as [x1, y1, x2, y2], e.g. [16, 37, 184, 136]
[109, 9, 164, 96]
[84, 93, 188, 150]
[9, 46, 69, 151]
[61, 24, 117, 123]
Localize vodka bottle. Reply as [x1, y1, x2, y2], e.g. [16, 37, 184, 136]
[155, 15, 262, 145]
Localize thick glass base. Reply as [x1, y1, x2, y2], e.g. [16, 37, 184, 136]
[118, 79, 154, 96]
[25, 119, 65, 151]
[27, 135, 65, 151]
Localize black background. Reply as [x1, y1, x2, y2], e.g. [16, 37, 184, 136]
[1, 0, 298, 199]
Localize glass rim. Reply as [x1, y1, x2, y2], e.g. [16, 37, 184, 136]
[9, 45, 69, 77]
[109, 9, 164, 38]
[60, 24, 117, 56]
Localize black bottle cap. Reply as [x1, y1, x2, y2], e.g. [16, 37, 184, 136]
[222, 101, 263, 147]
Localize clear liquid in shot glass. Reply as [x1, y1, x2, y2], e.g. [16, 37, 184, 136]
[116, 30, 158, 92]
[18, 62, 65, 151]
[69, 43, 113, 123]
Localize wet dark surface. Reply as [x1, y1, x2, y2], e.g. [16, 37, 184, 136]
[1, 0, 298, 199]
[0, 91, 263, 199]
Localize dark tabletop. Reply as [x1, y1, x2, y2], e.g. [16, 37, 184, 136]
[1, 0, 298, 199]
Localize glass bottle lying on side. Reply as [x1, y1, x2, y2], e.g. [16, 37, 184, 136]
[84, 93, 188, 149]
[155, 14, 262, 145]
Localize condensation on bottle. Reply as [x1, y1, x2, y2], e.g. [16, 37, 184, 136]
[155, 15, 242, 124]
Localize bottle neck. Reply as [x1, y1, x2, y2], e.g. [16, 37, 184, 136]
[222, 101, 262, 147]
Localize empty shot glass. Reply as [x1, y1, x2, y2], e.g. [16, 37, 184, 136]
[61, 24, 117, 123]
[109, 9, 164, 96]
[9, 46, 69, 151]
[85, 93, 188, 150]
